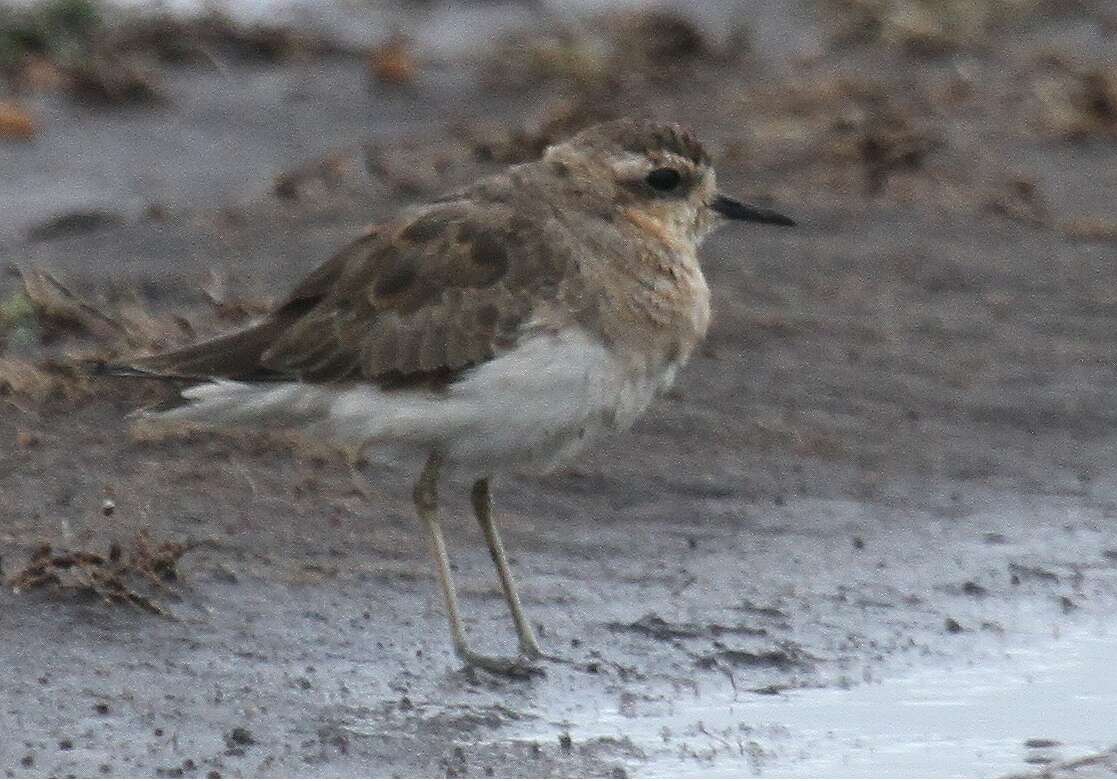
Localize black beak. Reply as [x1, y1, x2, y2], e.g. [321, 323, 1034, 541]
[711, 195, 795, 227]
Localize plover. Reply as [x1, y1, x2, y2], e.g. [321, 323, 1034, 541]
[102, 119, 794, 676]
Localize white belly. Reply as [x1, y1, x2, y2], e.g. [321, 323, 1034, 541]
[162, 328, 680, 474]
[435, 328, 676, 471]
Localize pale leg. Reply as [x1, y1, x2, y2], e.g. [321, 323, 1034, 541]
[470, 477, 545, 659]
[412, 454, 541, 677]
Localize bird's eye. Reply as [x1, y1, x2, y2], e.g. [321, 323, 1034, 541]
[645, 168, 682, 192]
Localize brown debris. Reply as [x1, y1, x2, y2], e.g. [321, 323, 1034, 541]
[742, 77, 943, 196]
[369, 34, 418, 88]
[27, 209, 124, 241]
[149, 12, 346, 63]
[459, 97, 618, 165]
[15, 430, 40, 448]
[696, 642, 813, 671]
[18, 266, 129, 343]
[19, 57, 66, 92]
[200, 271, 273, 323]
[16, 266, 192, 352]
[984, 177, 1050, 227]
[854, 106, 943, 194]
[7, 533, 200, 617]
[484, 29, 610, 92]
[74, 11, 349, 68]
[614, 10, 712, 65]
[820, 0, 1051, 55]
[65, 54, 164, 106]
[0, 359, 87, 405]
[0, 101, 37, 140]
[480, 9, 723, 95]
[1, 8, 353, 107]
[1060, 217, 1117, 242]
[1032, 61, 1117, 140]
[607, 612, 767, 642]
[272, 151, 361, 202]
[364, 144, 445, 198]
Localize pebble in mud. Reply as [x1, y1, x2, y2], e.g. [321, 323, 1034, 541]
[224, 726, 255, 753]
[230, 727, 253, 745]
[961, 581, 987, 597]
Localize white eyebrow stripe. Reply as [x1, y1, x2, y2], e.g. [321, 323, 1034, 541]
[611, 152, 697, 181]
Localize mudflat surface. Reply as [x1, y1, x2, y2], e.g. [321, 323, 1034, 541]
[2, 1, 1117, 777]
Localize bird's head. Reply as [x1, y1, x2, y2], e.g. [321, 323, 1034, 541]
[543, 118, 794, 250]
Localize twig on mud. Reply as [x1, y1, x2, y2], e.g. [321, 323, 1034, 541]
[16, 266, 194, 353]
[7, 532, 203, 617]
[18, 266, 129, 343]
[0, 358, 89, 408]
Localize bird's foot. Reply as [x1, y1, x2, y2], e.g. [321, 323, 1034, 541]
[524, 648, 573, 666]
[457, 648, 545, 679]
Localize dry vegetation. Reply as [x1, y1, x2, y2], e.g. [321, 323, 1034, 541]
[820, 0, 1066, 53]
[7, 533, 200, 616]
[0, 0, 359, 117]
[1029, 57, 1117, 140]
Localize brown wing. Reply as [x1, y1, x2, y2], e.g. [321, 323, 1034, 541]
[129, 198, 576, 387]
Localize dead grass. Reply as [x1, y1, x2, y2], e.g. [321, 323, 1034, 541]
[65, 52, 164, 106]
[128, 416, 357, 466]
[740, 76, 943, 196]
[1, 1, 356, 104]
[0, 267, 214, 408]
[984, 177, 1051, 227]
[18, 266, 131, 344]
[1030, 58, 1117, 140]
[368, 34, 418, 88]
[479, 8, 730, 94]
[0, 100, 37, 140]
[272, 149, 367, 202]
[11, 266, 197, 355]
[820, 0, 1056, 54]
[7, 532, 200, 616]
[1059, 216, 1117, 242]
[456, 97, 619, 166]
[0, 358, 87, 406]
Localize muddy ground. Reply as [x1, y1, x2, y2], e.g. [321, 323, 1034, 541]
[2, 1, 1117, 777]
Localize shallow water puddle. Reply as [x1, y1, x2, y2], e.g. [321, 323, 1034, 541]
[518, 628, 1117, 777]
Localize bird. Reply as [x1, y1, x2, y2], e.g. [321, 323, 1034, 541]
[98, 119, 794, 677]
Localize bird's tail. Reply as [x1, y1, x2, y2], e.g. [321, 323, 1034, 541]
[89, 320, 289, 383]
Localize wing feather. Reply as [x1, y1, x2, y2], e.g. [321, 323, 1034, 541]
[130, 195, 581, 388]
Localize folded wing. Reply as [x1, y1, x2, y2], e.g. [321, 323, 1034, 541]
[126, 198, 579, 389]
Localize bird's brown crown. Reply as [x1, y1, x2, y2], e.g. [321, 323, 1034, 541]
[567, 119, 711, 166]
